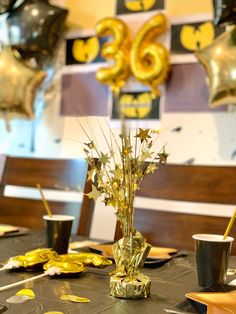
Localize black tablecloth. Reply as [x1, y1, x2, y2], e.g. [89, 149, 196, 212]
[0, 231, 236, 314]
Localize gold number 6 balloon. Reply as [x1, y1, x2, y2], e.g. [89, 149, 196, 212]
[95, 17, 131, 95]
[130, 13, 170, 97]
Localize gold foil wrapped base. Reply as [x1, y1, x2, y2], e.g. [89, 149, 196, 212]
[109, 273, 151, 299]
[110, 229, 151, 299]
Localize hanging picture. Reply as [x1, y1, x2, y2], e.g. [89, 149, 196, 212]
[110, 89, 161, 129]
[171, 21, 225, 55]
[116, 0, 164, 15]
[66, 36, 107, 65]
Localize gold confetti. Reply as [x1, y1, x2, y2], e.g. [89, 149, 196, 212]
[44, 312, 64, 314]
[16, 289, 35, 299]
[60, 294, 90, 303]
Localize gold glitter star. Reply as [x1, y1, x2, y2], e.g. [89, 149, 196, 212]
[85, 141, 95, 149]
[100, 152, 109, 165]
[147, 163, 158, 174]
[135, 129, 151, 143]
[86, 185, 101, 201]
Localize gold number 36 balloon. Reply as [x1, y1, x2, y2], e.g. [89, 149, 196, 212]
[96, 14, 170, 97]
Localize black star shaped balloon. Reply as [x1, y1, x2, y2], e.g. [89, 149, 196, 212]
[0, 0, 17, 14]
[0, 47, 46, 118]
[213, 0, 236, 26]
[196, 27, 236, 108]
[7, 0, 68, 59]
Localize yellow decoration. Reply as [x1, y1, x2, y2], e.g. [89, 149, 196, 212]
[124, 0, 156, 11]
[130, 13, 170, 97]
[120, 92, 152, 118]
[180, 22, 215, 51]
[72, 37, 100, 63]
[80, 118, 168, 298]
[60, 294, 90, 303]
[16, 289, 35, 299]
[43, 253, 111, 272]
[186, 290, 236, 314]
[96, 17, 131, 94]
[196, 27, 236, 108]
[8, 248, 57, 269]
[44, 312, 64, 314]
[43, 255, 86, 274]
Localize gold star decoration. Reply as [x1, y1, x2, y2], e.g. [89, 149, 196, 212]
[146, 163, 158, 174]
[0, 47, 46, 118]
[86, 184, 101, 201]
[196, 27, 236, 108]
[135, 128, 151, 143]
[141, 150, 153, 160]
[157, 149, 169, 163]
[100, 152, 110, 165]
[85, 141, 95, 149]
[86, 169, 94, 181]
[186, 290, 236, 314]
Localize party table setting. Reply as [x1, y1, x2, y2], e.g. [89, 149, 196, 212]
[1, 0, 236, 313]
[1, 207, 236, 314]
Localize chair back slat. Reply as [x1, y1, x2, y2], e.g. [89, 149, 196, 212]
[0, 155, 93, 235]
[115, 163, 236, 254]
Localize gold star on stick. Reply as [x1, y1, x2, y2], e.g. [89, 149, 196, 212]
[157, 149, 169, 163]
[135, 128, 151, 143]
[86, 185, 101, 201]
[147, 163, 158, 174]
[100, 152, 109, 165]
[186, 290, 236, 314]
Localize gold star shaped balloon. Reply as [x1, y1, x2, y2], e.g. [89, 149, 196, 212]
[186, 290, 236, 314]
[196, 27, 236, 108]
[0, 47, 46, 118]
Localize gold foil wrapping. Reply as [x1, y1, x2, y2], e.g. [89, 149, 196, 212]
[110, 229, 151, 298]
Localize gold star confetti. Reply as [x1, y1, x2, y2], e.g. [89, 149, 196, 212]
[60, 294, 90, 303]
[16, 289, 35, 299]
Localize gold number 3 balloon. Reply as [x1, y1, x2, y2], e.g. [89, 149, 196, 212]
[96, 14, 170, 97]
[95, 17, 131, 94]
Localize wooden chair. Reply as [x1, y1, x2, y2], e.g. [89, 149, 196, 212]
[0, 155, 94, 235]
[114, 163, 236, 254]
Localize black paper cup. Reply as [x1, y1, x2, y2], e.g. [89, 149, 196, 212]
[193, 234, 234, 288]
[43, 215, 74, 254]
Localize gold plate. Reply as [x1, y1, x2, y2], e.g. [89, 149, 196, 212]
[89, 244, 177, 260]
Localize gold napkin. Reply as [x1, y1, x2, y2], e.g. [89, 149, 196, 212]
[186, 290, 236, 314]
